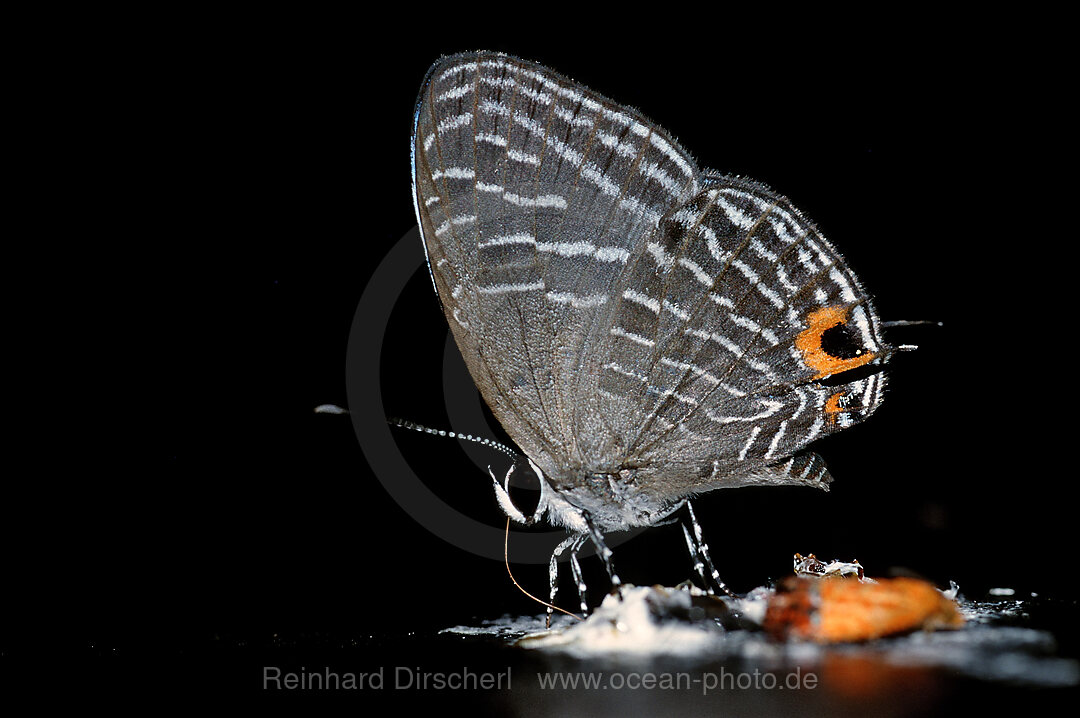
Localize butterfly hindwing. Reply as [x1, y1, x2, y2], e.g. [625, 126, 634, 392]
[600, 174, 889, 503]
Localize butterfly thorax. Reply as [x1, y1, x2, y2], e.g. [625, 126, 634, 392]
[541, 466, 686, 532]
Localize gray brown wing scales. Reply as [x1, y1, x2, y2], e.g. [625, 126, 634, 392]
[636, 450, 834, 509]
[412, 52, 703, 481]
[597, 173, 890, 493]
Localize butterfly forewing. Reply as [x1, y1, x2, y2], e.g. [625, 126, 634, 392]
[413, 52, 703, 483]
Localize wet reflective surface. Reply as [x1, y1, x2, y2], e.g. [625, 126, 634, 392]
[447, 588, 1078, 689]
[60, 587, 1075, 713]
[429, 587, 1078, 714]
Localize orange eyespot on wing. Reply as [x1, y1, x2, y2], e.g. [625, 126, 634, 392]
[796, 306, 878, 379]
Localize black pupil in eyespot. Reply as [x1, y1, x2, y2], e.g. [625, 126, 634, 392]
[820, 322, 864, 360]
[507, 457, 542, 517]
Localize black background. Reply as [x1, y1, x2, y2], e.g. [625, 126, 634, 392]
[13, 11, 1072, 702]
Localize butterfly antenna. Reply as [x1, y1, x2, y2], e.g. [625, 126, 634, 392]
[319, 409, 519, 462]
[881, 320, 943, 328]
[882, 319, 942, 354]
[386, 417, 518, 460]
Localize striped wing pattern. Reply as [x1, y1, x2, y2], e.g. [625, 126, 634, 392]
[412, 52, 888, 509]
[600, 174, 888, 501]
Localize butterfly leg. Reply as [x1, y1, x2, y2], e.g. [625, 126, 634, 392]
[683, 501, 737, 598]
[681, 522, 710, 591]
[582, 511, 622, 594]
[546, 533, 581, 628]
[568, 534, 589, 617]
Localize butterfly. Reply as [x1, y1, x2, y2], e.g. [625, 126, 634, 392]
[410, 51, 894, 615]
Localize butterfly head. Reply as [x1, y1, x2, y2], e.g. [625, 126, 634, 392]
[491, 458, 687, 533]
[491, 458, 607, 533]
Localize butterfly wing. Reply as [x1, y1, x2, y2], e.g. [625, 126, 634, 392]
[411, 51, 703, 484]
[413, 52, 892, 519]
[599, 173, 891, 503]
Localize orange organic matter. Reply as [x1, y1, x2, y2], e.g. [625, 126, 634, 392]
[764, 576, 964, 643]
